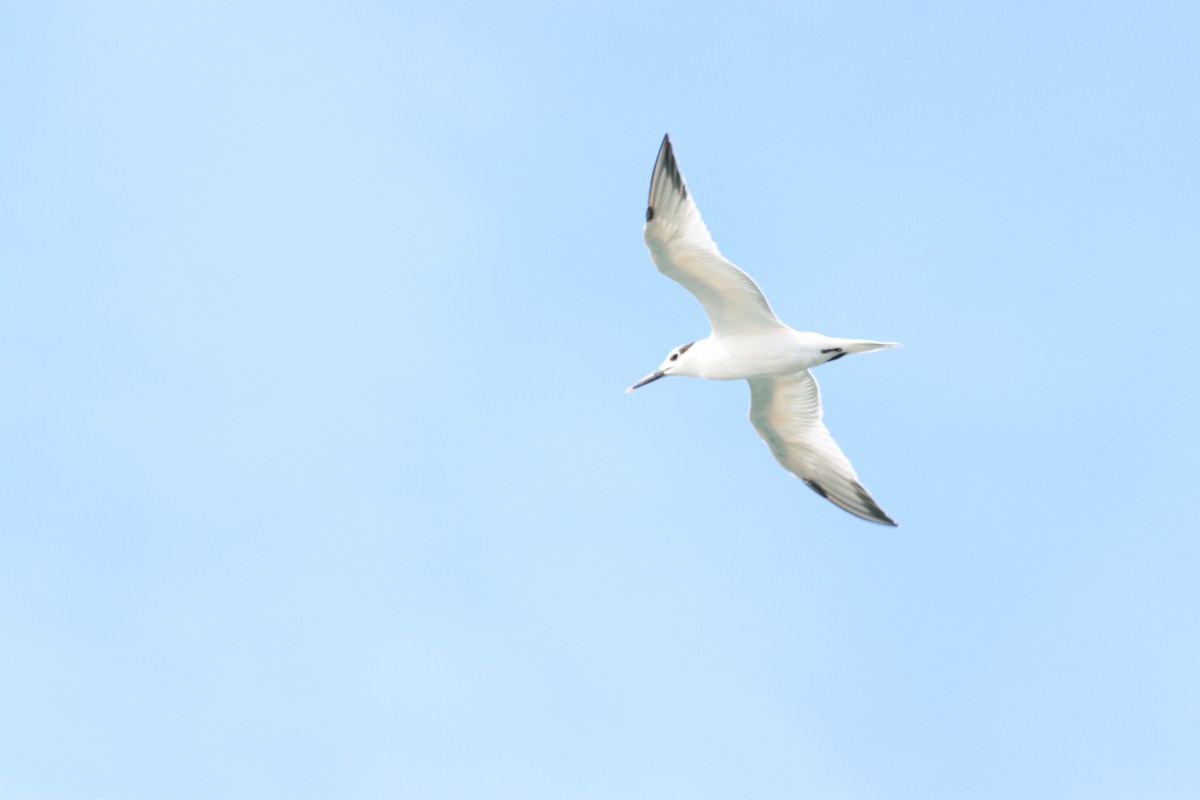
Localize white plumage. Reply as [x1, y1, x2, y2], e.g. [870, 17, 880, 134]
[628, 134, 898, 526]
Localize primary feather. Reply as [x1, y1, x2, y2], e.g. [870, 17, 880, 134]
[643, 135, 784, 336]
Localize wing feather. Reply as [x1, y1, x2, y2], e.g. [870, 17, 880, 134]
[643, 135, 784, 336]
[748, 371, 897, 526]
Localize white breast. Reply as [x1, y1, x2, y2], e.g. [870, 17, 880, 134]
[696, 330, 824, 380]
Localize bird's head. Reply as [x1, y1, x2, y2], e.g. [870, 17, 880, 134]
[625, 341, 698, 392]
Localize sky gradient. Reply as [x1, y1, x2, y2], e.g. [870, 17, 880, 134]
[2, 2, 1199, 798]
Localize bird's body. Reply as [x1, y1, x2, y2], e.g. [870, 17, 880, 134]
[627, 134, 899, 526]
[666, 332, 893, 382]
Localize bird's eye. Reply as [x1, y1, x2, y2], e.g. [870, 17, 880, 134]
[669, 353, 679, 361]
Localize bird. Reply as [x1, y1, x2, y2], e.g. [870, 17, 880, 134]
[626, 134, 899, 526]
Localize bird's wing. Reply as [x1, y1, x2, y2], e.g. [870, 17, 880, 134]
[748, 370, 897, 526]
[643, 134, 785, 336]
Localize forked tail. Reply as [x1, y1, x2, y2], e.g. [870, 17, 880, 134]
[818, 339, 896, 364]
[841, 339, 899, 354]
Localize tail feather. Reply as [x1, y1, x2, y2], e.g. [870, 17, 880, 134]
[840, 340, 899, 354]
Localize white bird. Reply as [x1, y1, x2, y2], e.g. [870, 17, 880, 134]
[627, 134, 899, 526]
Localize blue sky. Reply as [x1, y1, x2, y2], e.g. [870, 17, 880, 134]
[2, 1, 1199, 798]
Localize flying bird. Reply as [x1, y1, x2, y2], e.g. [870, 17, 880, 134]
[627, 134, 899, 526]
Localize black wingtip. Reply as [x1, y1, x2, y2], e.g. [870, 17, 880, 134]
[803, 478, 829, 499]
[856, 486, 898, 526]
[805, 478, 898, 526]
[646, 133, 686, 220]
[875, 514, 899, 528]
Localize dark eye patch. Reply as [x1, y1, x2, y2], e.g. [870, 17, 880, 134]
[669, 353, 678, 361]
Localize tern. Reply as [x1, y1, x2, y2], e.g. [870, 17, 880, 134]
[627, 134, 899, 526]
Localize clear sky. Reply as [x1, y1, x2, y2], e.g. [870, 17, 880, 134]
[2, 1, 1198, 798]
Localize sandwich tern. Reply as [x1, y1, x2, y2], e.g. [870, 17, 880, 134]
[627, 134, 898, 526]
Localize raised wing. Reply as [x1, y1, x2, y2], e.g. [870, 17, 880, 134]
[643, 134, 784, 336]
[748, 371, 897, 526]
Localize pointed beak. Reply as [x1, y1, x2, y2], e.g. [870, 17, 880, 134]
[625, 370, 666, 393]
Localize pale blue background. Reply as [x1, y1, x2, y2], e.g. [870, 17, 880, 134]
[3, 2, 1198, 798]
